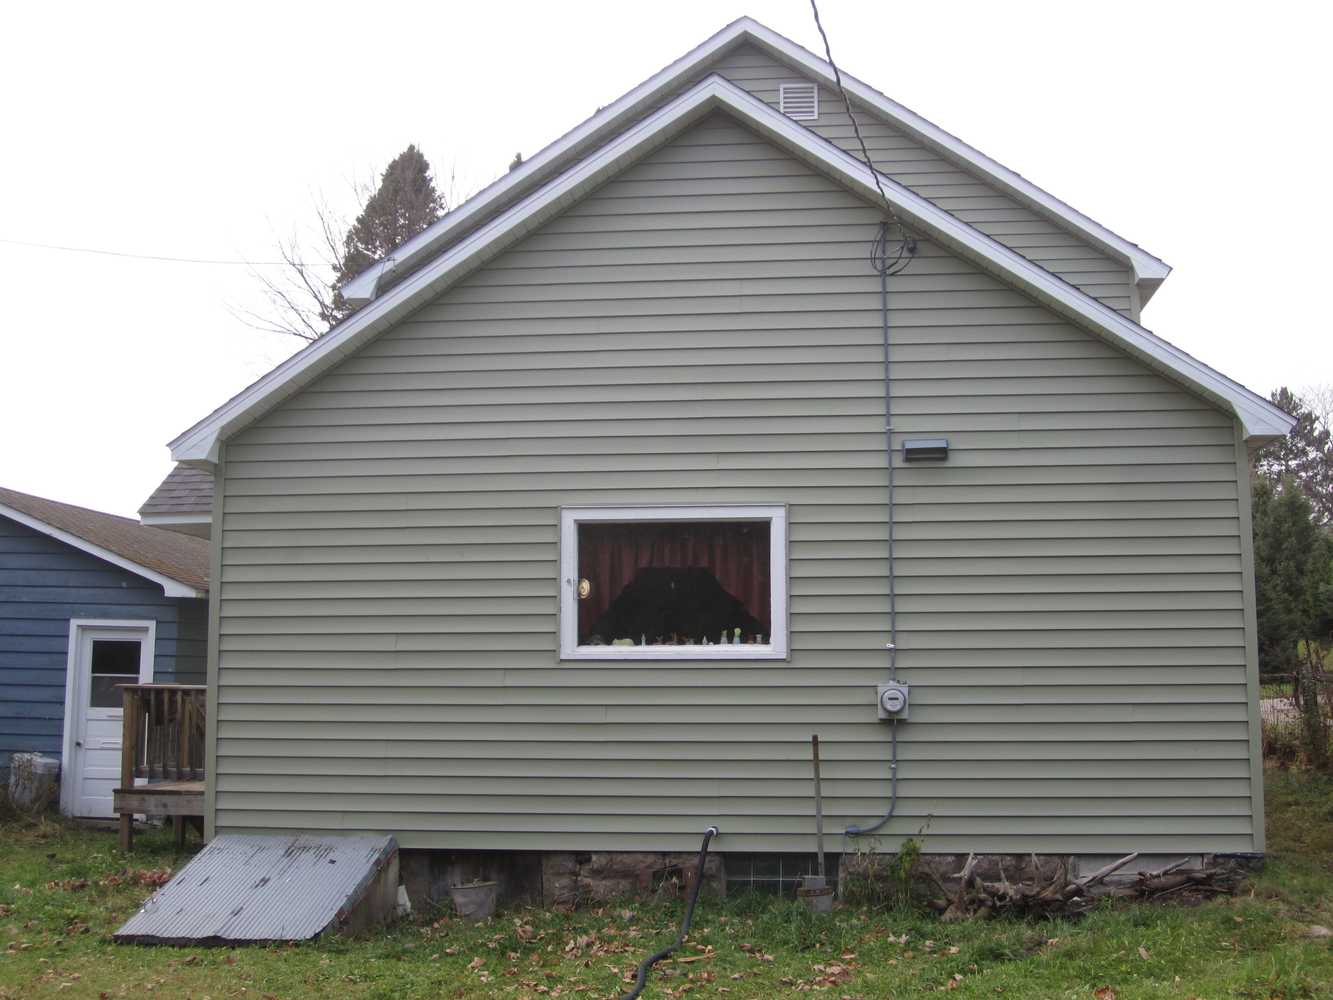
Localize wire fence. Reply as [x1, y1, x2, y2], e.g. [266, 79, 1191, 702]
[1260, 673, 1333, 765]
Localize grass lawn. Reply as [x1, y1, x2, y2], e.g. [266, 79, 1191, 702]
[1, 770, 1331, 1000]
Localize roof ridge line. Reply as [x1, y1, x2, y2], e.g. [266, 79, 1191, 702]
[339, 17, 1167, 309]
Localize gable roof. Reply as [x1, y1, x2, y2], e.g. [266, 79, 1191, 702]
[170, 75, 1293, 463]
[140, 464, 214, 519]
[0, 485, 209, 597]
[139, 464, 214, 537]
[340, 16, 1170, 309]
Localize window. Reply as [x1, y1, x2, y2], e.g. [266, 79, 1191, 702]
[89, 639, 143, 708]
[560, 505, 788, 660]
[779, 82, 819, 121]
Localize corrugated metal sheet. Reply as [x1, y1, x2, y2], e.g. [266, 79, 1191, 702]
[114, 833, 397, 944]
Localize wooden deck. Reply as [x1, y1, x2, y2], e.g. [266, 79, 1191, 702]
[113, 684, 206, 849]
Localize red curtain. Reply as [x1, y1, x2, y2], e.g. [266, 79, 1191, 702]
[577, 521, 771, 641]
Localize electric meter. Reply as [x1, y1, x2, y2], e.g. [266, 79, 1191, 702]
[876, 682, 910, 720]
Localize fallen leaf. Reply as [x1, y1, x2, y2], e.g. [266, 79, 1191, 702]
[1137, 946, 1150, 961]
[1093, 989, 1117, 1000]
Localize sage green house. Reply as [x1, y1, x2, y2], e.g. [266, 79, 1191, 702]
[164, 17, 1293, 862]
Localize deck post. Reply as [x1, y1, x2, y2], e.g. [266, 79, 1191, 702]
[118, 686, 138, 851]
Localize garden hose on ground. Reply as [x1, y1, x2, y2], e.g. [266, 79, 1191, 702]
[620, 826, 719, 1000]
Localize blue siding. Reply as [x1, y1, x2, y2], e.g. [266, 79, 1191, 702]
[0, 515, 208, 767]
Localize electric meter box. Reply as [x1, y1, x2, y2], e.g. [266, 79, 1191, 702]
[876, 682, 910, 720]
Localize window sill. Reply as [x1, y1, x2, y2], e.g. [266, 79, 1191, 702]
[563, 644, 787, 661]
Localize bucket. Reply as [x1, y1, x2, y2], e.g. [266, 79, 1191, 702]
[449, 880, 498, 921]
[797, 875, 833, 914]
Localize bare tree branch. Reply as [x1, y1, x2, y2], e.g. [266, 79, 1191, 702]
[237, 148, 459, 343]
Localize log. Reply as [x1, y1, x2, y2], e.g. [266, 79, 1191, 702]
[922, 851, 1237, 921]
[1076, 852, 1140, 889]
[1138, 857, 1191, 881]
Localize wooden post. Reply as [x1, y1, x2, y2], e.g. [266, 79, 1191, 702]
[812, 734, 825, 879]
[176, 688, 188, 781]
[118, 686, 138, 851]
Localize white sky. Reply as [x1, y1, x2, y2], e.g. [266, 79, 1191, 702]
[2, 0, 1329, 517]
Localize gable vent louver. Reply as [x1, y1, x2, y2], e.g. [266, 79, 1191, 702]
[779, 82, 819, 121]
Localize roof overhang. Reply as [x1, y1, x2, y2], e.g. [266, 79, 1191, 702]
[139, 512, 212, 539]
[340, 16, 1171, 307]
[171, 75, 1292, 462]
[0, 500, 207, 598]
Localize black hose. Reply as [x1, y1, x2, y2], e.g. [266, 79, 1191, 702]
[620, 826, 718, 1000]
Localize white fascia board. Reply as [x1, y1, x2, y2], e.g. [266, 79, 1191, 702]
[139, 512, 212, 540]
[171, 81, 727, 462]
[342, 17, 1167, 306]
[0, 502, 206, 599]
[732, 18, 1173, 294]
[139, 513, 212, 526]
[339, 19, 756, 305]
[713, 83, 1289, 440]
[171, 76, 1291, 459]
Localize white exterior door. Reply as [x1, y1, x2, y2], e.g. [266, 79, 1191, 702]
[61, 621, 154, 818]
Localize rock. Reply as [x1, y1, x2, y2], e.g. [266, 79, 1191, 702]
[1305, 925, 1332, 939]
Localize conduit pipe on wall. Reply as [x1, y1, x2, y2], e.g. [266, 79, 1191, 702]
[845, 221, 915, 840]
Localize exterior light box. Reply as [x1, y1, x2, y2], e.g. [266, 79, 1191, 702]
[902, 438, 949, 462]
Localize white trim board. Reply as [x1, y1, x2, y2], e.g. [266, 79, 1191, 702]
[558, 504, 789, 661]
[138, 512, 212, 540]
[59, 618, 155, 817]
[0, 502, 205, 598]
[339, 16, 1168, 307]
[168, 75, 1292, 462]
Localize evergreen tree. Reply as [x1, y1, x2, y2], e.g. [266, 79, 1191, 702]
[1257, 387, 1333, 526]
[331, 145, 446, 317]
[1252, 475, 1331, 672]
[245, 145, 448, 341]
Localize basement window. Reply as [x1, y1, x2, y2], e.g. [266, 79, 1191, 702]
[559, 505, 788, 660]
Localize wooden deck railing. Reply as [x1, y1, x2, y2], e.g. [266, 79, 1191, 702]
[119, 683, 207, 786]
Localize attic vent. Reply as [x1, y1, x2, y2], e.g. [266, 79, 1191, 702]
[779, 82, 819, 121]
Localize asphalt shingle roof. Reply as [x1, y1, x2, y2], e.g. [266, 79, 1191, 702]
[139, 464, 214, 518]
[0, 485, 209, 592]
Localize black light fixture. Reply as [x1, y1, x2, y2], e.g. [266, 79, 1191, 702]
[902, 438, 949, 462]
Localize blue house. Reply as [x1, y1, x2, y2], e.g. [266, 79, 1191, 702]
[0, 486, 209, 817]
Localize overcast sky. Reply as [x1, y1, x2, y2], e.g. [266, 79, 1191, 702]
[3, 0, 1329, 517]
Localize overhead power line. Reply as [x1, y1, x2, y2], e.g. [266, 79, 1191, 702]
[807, 0, 901, 226]
[0, 236, 287, 267]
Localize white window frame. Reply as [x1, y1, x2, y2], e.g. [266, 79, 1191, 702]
[778, 81, 819, 121]
[559, 505, 789, 661]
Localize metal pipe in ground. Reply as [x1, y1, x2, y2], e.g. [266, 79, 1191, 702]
[798, 734, 833, 914]
[812, 734, 826, 878]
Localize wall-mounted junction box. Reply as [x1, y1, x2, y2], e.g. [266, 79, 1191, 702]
[876, 682, 910, 720]
[902, 438, 949, 462]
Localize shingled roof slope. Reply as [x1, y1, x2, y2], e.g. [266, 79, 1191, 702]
[0, 485, 209, 593]
[140, 464, 214, 517]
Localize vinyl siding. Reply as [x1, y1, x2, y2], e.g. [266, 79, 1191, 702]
[213, 114, 1254, 854]
[707, 44, 1137, 317]
[0, 516, 208, 767]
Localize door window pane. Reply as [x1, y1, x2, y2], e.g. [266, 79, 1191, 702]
[89, 639, 141, 708]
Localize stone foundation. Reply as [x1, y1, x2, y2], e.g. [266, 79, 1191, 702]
[542, 851, 726, 908]
[400, 849, 725, 912]
[400, 849, 1256, 913]
[398, 850, 544, 913]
